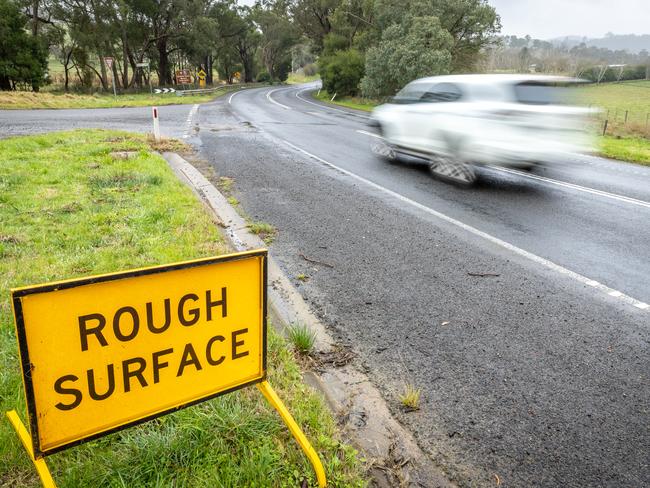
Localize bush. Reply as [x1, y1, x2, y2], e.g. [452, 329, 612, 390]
[319, 49, 365, 97]
[360, 16, 452, 98]
[303, 63, 318, 77]
[256, 71, 271, 83]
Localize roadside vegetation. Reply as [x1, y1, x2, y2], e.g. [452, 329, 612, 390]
[0, 129, 367, 487]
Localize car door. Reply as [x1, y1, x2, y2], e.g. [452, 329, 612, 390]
[382, 82, 435, 148]
[404, 82, 464, 154]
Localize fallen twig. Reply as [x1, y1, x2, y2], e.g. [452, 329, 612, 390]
[299, 253, 334, 268]
[467, 272, 500, 277]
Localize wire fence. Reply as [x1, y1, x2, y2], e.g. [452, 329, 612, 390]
[588, 105, 650, 138]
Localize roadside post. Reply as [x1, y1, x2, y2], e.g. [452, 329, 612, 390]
[6, 250, 326, 487]
[152, 106, 160, 141]
[104, 57, 117, 98]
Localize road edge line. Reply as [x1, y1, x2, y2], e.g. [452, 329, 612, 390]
[161, 151, 457, 488]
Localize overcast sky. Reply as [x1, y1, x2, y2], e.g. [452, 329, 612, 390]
[487, 0, 650, 39]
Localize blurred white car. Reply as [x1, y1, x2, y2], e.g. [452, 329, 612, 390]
[369, 74, 594, 185]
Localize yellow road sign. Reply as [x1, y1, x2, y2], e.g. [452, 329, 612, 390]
[197, 69, 206, 80]
[11, 250, 267, 457]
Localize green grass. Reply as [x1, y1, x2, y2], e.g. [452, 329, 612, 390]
[0, 129, 367, 487]
[398, 384, 421, 411]
[599, 135, 650, 165]
[286, 73, 320, 85]
[313, 90, 378, 112]
[247, 221, 277, 245]
[0, 90, 229, 110]
[287, 323, 316, 355]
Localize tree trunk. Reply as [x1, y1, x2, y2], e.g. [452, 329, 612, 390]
[0, 75, 12, 90]
[157, 39, 171, 85]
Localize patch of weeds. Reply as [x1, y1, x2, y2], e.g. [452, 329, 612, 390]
[296, 273, 308, 282]
[399, 383, 421, 411]
[227, 196, 239, 206]
[247, 221, 277, 245]
[287, 322, 316, 355]
[217, 176, 234, 195]
[146, 135, 191, 154]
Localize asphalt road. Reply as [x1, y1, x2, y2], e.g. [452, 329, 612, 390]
[0, 102, 197, 139]
[2, 89, 648, 486]
[195, 86, 649, 487]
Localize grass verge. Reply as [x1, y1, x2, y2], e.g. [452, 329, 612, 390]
[287, 73, 321, 85]
[0, 129, 367, 487]
[313, 90, 377, 112]
[0, 90, 232, 110]
[598, 135, 650, 165]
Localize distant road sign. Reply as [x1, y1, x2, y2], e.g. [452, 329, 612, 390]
[154, 88, 176, 94]
[197, 69, 207, 80]
[176, 69, 192, 85]
[136, 62, 149, 68]
[104, 57, 114, 69]
[11, 250, 267, 457]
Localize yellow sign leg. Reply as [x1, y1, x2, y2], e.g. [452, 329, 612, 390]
[257, 381, 327, 487]
[5, 410, 57, 488]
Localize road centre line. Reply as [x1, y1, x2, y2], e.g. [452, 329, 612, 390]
[354, 130, 650, 209]
[228, 90, 243, 104]
[266, 88, 292, 110]
[278, 137, 649, 312]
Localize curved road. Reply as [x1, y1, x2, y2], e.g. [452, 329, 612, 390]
[195, 85, 650, 487]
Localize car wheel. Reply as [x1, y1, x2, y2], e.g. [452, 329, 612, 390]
[371, 138, 398, 162]
[429, 154, 477, 187]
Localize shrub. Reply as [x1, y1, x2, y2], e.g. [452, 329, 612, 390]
[256, 71, 271, 83]
[360, 16, 452, 98]
[319, 49, 365, 97]
[303, 63, 318, 77]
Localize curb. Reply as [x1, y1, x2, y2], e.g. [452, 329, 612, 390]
[162, 151, 456, 488]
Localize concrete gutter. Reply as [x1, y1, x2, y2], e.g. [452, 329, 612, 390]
[163, 151, 456, 488]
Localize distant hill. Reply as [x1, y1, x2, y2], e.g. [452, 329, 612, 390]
[551, 34, 650, 54]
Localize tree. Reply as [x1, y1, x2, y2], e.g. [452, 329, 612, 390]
[289, 0, 340, 53]
[0, 0, 48, 90]
[254, 4, 299, 81]
[319, 48, 364, 96]
[361, 15, 453, 97]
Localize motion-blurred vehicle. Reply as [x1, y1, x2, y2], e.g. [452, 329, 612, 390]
[369, 74, 593, 186]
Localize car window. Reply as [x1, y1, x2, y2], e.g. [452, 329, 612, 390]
[513, 82, 567, 105]
[420, 83, 463, 102]
[467, 84, 505, 102]
[393, 82, 435, 103]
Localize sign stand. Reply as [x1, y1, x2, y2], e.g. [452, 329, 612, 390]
[6, 411, 56, 488]
[257, 381, 327, 487]
[6, 383, 326, 488]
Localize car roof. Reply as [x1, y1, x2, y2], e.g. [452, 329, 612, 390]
[409, 74, 581, 85]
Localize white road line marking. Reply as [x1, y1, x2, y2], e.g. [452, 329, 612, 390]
[296, 88, 370, 119]
[493, 167, 650, 209]
[356, 129, 382, 139]
[279, 138, 648, 312]
[182, 104, 199, 139]
[228, 90, 243, 104]
[266, 88, 291, 110]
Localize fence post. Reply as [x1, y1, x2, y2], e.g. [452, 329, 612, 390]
[602, 119, 608, 136]
[625, 110, 628, 124]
